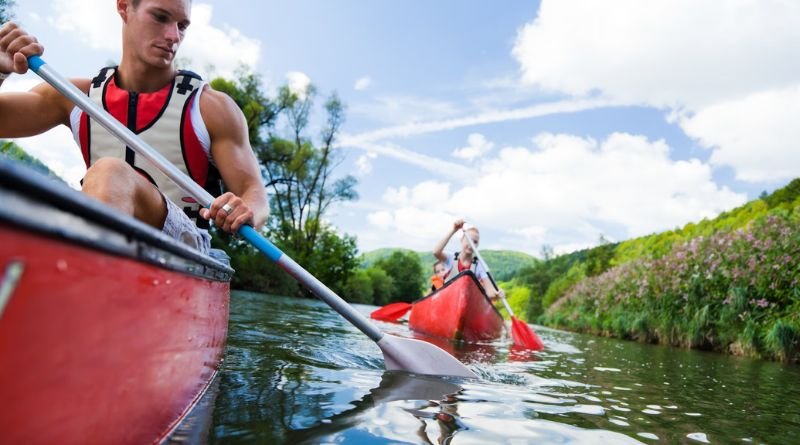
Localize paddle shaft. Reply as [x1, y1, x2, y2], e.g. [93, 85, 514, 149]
[29, 56, 385, 343]
[461, 229, 515, 316]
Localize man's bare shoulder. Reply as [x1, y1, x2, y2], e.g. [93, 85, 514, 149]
[198, 87, 246, 134]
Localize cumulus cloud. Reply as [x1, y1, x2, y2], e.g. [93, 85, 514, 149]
[383, 181, 451, 208]
[452, 133, 494, 161]
[4, 77, 85, 188]
[678, 86, 800, 182]
[364, 132, 747, 253]
[354, 76, 372, 91]
[181, 4, 261, 77]
[286, 71, 312, 99]
[50, 0, 120, 52]
[513, 0, 800, 109]
[512, 0, 800, 184]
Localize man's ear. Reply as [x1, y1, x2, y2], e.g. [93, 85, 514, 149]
[117, 0, 129, 22]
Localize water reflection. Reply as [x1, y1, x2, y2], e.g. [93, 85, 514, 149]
[286, 372, 465, 444]
[211, 292, 800, 444]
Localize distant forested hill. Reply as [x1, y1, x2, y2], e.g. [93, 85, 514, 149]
[360, 247, 538, 281]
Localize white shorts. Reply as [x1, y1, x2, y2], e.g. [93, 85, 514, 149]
[161, 196, 211, 255]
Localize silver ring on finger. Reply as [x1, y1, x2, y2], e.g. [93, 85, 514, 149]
[221, 203, 233, 214]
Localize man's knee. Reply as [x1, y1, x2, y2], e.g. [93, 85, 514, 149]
[82, 158, 137, 203]
[84, 157, 134, 183]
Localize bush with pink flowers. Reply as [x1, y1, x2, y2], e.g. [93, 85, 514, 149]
[544, 209, 800, 363]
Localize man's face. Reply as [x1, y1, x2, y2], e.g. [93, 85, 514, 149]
[434, 263, 447, 277]
[121, 0, 191, 67]
[461, 231, 479, 254]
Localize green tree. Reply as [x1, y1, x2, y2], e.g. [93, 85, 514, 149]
[258, 84, 358, 287]
[300, 226, 359, 296]
[585, 234, 615, 277]
[343, 269, 373, 304]
[367, 267, 394, 306]
[208, 70, 359, 297]
[374, 250, 424, 302]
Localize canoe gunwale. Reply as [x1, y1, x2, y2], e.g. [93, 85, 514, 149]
[0, 160, 232, 282]
[414, 270, 504, 320]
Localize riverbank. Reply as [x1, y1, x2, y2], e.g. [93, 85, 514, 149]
[541, 209, 800, 363]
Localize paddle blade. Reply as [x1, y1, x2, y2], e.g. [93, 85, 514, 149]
[510, 316, 544, 351]
[377, 334, 477, 378]
[370, 302, 412, 321]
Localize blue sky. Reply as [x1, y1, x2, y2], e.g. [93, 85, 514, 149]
[7, 0, 800, 256]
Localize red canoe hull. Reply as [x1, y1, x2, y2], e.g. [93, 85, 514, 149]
[0, 226, 229, 445]
[408, 271, 504, 342]
[0, 160, 232, 445]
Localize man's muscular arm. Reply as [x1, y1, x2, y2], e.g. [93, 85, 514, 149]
[198, 87, 269, 233]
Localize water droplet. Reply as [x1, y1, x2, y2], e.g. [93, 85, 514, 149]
[56, 259, 68, 271]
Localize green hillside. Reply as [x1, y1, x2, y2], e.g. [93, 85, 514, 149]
[521, 177, 800, 363]
[359, 247, 538, 281]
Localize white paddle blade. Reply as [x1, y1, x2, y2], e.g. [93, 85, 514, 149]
[377, 334, 477, 378]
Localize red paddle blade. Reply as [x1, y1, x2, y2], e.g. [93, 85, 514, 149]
[370, 302, 413, 321]
[510, 316, 544, 351]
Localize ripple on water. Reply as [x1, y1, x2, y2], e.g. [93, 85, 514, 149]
[212, 292, 800, 444]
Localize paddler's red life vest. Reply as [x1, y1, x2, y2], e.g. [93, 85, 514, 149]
[443, 252, 477, 281]
[74, 66, 222, 229]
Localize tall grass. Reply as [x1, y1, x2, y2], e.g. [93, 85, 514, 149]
[544, 209, 800, 363]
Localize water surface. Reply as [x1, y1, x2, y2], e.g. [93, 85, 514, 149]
[210, 291, 800, 444]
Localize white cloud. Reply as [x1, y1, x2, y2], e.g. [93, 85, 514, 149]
[362, 132, 746, 254]
[181, 4, 261, 77]
[452, 133, 494, 161]
[383, 181, 450, 208]
[349, 94, 462, 127]
[48, 1, 260, 77]
[513, 0, 800, 110]
[13, 127, 85, 189]
[286, 71, 312, 99]
[345, 97, 614, 144]
[4, 77, 84, 188]
[354, 76, 372, 91]
[50, 0, 120, 52]
[355, 152, 377, 176]
[678, 86, 800, 183]
[513, 0, 800, 185]
[341, 140, 475, 182]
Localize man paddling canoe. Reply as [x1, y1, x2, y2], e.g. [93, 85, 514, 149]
[433, 219, 505, 301]
[0, 0, 268, 254]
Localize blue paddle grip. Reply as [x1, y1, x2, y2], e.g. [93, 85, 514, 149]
[239, 225, 283, 262]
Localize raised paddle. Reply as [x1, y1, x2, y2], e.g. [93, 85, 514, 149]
[370, 302, 412, 321]
[28, 55, 476, 379]
[461, 229, 544, 351]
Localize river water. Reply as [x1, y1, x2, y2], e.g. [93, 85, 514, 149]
[209, 291, 800, 444]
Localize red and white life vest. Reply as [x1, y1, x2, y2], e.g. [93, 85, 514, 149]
[73, 66, 221, 228]
[444, 251, 477, 281]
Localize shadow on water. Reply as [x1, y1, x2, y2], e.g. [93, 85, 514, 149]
[210, 291, 800, 444]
